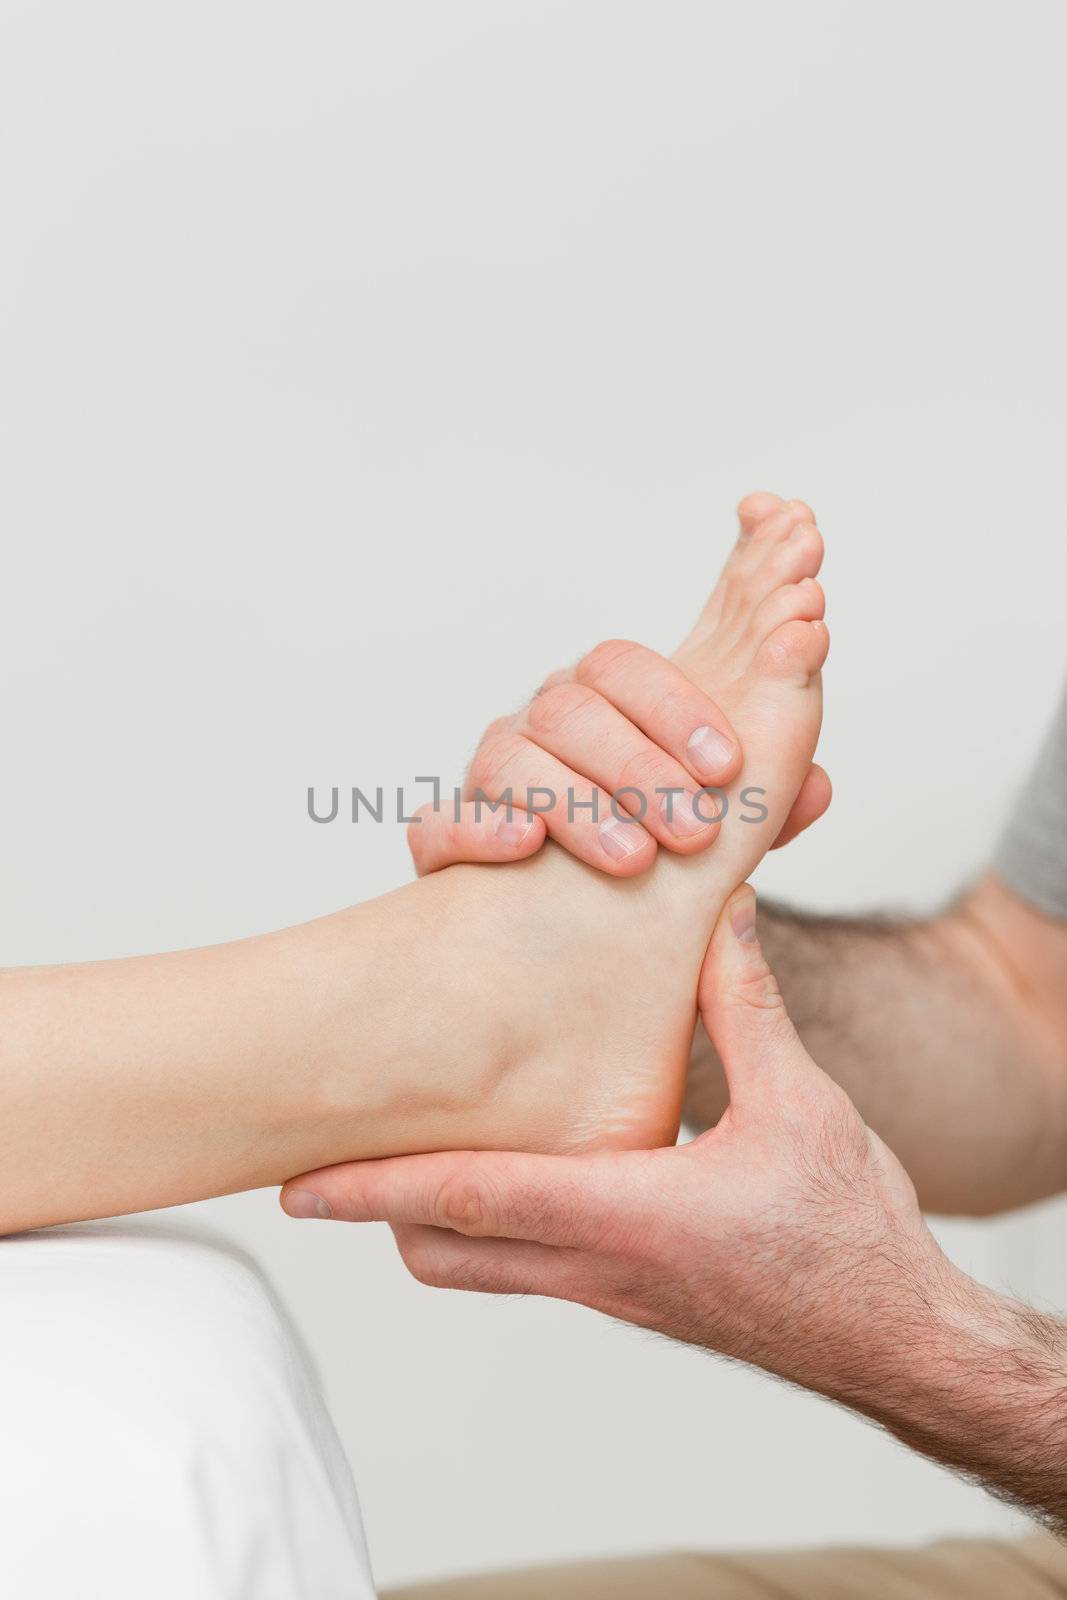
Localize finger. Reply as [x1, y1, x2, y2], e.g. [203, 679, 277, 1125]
[465, 725, 657, 876]
[407, 801, 546, 876]
[770, 763, 832, 849]
[281, 1148, 628, 1249]
[697, 886, 810, 1109]
[391, 1222, 590, 1301]
[515, 675, 724, 854]
[572, 639, 742, 787]
[459, 702, 565, 803]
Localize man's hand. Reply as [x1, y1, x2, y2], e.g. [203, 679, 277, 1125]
[284, 891, 1067, 1531]
[407, 641, 831, 877]
[283, 886, 947, 1396]
[406, 494, 834, 880]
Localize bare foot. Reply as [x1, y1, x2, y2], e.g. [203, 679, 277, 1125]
[430, 494, 828, 1153]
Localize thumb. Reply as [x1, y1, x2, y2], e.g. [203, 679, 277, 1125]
[698, 885, 811, 1109]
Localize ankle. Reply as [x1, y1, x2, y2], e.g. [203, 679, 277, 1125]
[296, 874, 519, 1162]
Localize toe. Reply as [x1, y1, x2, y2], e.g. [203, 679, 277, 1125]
[747, 578, 825, 649]
[754, 618, 830, 684]
[771, 762, 833, 849]
[737, 491, 785, 535]
[760, 520, 825, 587]
[714, 519, 824, 642]
[747, 504, 812, 549]
[785, 497, 815, 523]
[679, 495, 820, 658]
[726, 505, 813, 588]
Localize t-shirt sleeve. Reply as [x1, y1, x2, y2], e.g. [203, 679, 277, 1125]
[993, 678, 1067, 921]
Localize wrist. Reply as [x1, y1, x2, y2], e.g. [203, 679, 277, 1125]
[788, 1224, 963, 1416]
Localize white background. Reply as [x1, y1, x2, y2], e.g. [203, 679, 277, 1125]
[3, 1, 1066, 1589]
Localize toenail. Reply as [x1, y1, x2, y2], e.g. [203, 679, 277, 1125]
[598, 815, 647, 860]
[659, 792, 710, 837]
[686, 724, 735, 778]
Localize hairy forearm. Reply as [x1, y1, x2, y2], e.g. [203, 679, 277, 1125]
[845, 1267, 1067, 1534]
[0, 873, 508, 1234]
[685, 874, 1067, 1213]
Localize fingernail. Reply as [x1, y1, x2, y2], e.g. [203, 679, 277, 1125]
[687, 724, 735, 778]
[729, 889, 758, 944]
[496, 815, 534, 847]
[598, 815, 646, 860]
[659, 792, 710, 837]
[283, 1189, 332, 1220]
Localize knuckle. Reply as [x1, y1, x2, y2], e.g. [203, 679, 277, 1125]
[434, 1173, 494, 1236]
[734, 961, 789, 1016]
[464, 717, 516, 788]
[481, 714, 516, 745]
[467, 731, 525, 796]
[524, 681, 596, 739]
[645, 682, 691, 729]
[534, 666, 574, 696]
[615, 747, 675, 804]
[576, 637, 644, 689]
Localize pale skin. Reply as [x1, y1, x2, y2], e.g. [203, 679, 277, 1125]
[287, 491, 1067, 1530]
[0, 493, 829, 1234]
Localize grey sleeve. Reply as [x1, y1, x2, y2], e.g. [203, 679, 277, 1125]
[993, 678, 1067, 921]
